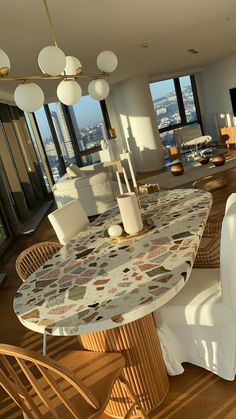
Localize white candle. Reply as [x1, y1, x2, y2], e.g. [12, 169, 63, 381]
[122, 167, 131, 193]
[116, 171, 124, 194]
[117, 192, 143, 235]
[127, 157, 137, 188]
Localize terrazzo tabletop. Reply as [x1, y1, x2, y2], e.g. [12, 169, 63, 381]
[14, 189, 212, 336]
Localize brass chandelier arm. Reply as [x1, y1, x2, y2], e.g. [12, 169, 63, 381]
[43, 0, 59, 48]
[0, 73, 108, 81]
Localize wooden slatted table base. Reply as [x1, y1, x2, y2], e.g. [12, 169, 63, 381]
[81, 314, 169, 418]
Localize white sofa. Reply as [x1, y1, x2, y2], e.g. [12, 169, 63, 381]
[52, 163, 120, 216]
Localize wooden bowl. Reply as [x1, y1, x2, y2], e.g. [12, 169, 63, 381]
[211, 154, 225, 166]
[170, 163, 184, 176]
[199, 156, 210, 165]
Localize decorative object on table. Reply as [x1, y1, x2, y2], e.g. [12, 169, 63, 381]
[105, 219, 153, 243]
[199, 156, 210, 165]
[0, 0, 118, 112]
[103, 160, 132, 194]
[108, 224, 123, 238]
[170, 160, 184, 176]
[117, 192, 143, 234]
[193, 174, 227, 192]
[138, 183, 160, 195]
[100, 139, 108, 150]
[212, 154, 225, 166]
[0, 344, 146, 419]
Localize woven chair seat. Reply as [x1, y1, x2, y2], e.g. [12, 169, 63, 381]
[194, 233, 220, 268]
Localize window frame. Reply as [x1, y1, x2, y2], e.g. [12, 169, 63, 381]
[152, 75, 203, 135]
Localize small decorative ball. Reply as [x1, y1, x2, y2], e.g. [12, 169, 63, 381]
[108, 224, 123, 237]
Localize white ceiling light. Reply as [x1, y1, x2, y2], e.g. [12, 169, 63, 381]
[38, 46, 66, 76]
[0, 0, 118, 112]
[14, 83, 44, 112]
[88, 79, 110, 100]
[57, 80, 82, 106]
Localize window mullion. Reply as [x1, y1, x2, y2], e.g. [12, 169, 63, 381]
[174, 78, 186, 125]
[44, 105, 66, 173]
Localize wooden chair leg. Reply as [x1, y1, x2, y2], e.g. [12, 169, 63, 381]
[118, 375, 149, 419]
[42, 332, 47, 356]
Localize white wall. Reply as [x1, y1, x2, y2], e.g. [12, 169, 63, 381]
[107, 74, 164, 172]
[196, 54, 236, 141]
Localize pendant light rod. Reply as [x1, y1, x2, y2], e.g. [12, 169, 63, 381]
[43, 0, 59, 48]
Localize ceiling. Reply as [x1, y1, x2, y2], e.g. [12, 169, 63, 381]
[1, 0, 236, 101]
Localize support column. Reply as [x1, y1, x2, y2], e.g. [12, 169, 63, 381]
[107, 75, 164, 172]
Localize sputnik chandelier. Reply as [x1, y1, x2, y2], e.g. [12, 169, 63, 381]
[0, 0, 118, 112]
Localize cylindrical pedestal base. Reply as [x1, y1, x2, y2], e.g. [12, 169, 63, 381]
[81, 314, 169, 417]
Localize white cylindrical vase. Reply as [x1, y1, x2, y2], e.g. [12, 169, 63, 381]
[117, 192, 143, 235]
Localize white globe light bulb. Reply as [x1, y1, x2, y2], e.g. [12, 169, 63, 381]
[97, 50, 118, 73]
[57, 79, 82, 106]
[14, 83, 44, 112]
[88, 79, 110, 101]
[64, 56, 82, 75]
[0, 49, 10, 76]
[38, 46, 66, 76]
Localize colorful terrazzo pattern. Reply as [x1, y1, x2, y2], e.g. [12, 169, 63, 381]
[14, 189, 212, 336]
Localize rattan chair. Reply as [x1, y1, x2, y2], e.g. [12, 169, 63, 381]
[193, 209, 224, 269]
[0, 343, 147, 419]
[15, 241, 63, 282]
[15, 241, 63, 355]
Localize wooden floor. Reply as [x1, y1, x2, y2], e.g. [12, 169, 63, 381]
[1, 149, 236, 418]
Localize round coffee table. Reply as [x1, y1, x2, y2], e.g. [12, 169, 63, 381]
[193, 174, 227, 192]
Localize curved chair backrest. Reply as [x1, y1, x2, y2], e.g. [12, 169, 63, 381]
[225, 193, 236, 215]
[0, 343, 145, 419]
[48, 199, 89, 245]
[220, 200, 236, 306]
[0, 343, 100, 418]
[15, 241, 63, 282]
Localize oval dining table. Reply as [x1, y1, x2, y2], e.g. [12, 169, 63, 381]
[14, 189, 212, 417]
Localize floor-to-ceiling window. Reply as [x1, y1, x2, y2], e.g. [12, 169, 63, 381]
[149, 75, 202, 156]
[25, 97, 110, 175]
[34, 107, 65, 182]
[69, 95, 108, 165]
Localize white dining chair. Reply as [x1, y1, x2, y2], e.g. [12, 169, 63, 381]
[48, 199, 89, 245]
[154, 194, 236, 380]
[225, 192, 236, 215]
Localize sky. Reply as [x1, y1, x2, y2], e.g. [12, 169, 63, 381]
[150, 75, 191, 101]
[34, 95, 103, 139]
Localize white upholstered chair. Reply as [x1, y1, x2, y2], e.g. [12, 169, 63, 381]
[48, 199, 89, 245]
[154, 194, 236, 380]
